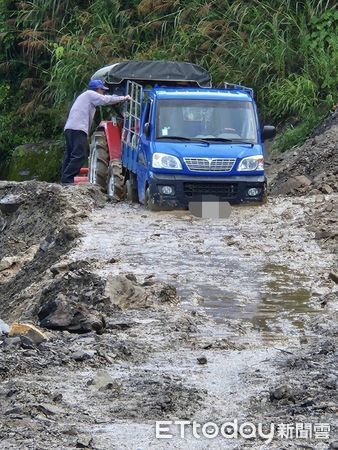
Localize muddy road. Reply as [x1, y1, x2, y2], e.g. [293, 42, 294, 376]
[73, 199, 333, 339]
[1, 182, 337, 449]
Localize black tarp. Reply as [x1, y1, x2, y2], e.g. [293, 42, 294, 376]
[91, 61, 211, 88]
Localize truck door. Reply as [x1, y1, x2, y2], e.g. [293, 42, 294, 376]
[121, 81, 143, 173]
[137, 98, 153, 203]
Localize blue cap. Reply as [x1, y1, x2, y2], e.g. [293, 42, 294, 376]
[88, 79, 109, 90]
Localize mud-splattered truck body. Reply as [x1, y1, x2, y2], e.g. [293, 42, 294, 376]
[86, 61, 275, 209]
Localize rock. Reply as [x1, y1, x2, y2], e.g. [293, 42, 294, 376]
[87, 370, 115, 391]
[9, 322, 47, 345]
[0, 194, 24, 213]
[38, 295, 105, 334]
[0, 256, 17, 272]
[39, 295, 73, 329]
[50, 262, 70, 276]
[197, 356, 207, 365]
[72, 350, 95, 361]
[300, 398, 315, 407]
[156, 284, 178, 304]
[39, 235, 56, 252]
[53, 393, 63, 402]
[319, 340, 335, 354]
[294, 175, 312, 187]
[328, 272, 338, 284]
[76, 435, 93, 448]
[125, 273, 137, 282]
[38, 403, 65, 416]
[4, 336, 22, 348]
[20, 336, 36, 349]
[0, 318, 10, 335]
[321, 184, 333, 194]
[324, 375, 337, 390]
[105, 275, 179, 309]
[281, 176, 311, 194]
[105, 275, 150, 309]
[269, 385, 291, 401]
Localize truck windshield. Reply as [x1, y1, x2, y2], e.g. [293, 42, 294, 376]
[156, 99, 257, 143]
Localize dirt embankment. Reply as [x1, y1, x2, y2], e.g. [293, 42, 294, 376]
[268, 110, 338, 196]
[267, 110, 338, 255]
[0, 182, 106, 321]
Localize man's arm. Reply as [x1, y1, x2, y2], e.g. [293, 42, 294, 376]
[90, 91, 131, 107]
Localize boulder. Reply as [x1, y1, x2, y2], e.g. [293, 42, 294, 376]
[38, 295, 105, 334]
[280, 175, 312, 194]
[321, 184, 334, 194]
[105, 275, 179, 309]
[87, 370, 115, 391]
[269, 384, 292, 401]
[0, 256, 18, 272]
[197, 356, 208, 365]
[9, 322, 47, 345]
[329, 272, 338, 284]
[76, 435, 93, 448]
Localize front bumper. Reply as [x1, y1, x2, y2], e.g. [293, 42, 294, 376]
[148, 173, 266, 209]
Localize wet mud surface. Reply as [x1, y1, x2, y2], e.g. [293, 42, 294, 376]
[0, 180, 337, 448]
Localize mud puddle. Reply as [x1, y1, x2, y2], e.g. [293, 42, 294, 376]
[72, 197, 332, 344]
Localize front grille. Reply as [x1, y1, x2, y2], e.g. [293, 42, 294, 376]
[184, 182, 238, 198]
[184, 157, 236, 172]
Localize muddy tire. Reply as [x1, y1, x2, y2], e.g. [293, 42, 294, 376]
[262, 178, 268, 204]
[125, 178, 139, 203]
[107, 159, 124, 200]
[89, 131, 109, 191]
[144, 186, 159, 211]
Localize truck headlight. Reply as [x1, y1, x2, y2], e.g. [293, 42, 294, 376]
[238, 156, 264, 171]
[152, 153, 182, 170]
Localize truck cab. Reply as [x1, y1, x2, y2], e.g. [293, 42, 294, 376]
[132, 87, 273, 209]
[87, 61, 275, 209]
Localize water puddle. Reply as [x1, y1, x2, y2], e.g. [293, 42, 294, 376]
[73, 201, 331, 344]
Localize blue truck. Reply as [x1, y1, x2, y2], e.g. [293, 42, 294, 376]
[85, 61, 276, 210]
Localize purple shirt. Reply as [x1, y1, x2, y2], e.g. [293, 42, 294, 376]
[64, 90, 125, 135]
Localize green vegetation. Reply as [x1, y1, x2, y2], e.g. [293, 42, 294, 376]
[0, 0, 337, 177]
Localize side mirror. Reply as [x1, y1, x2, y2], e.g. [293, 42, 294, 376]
[262, 125, 276, 142]
[144, 122, 151, 139]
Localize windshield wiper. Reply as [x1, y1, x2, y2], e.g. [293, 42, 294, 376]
[203, 137, 252, 144]
[157, 136, 192, 141]
[204, 137, 254, 144]
[156, 136, 209, 145]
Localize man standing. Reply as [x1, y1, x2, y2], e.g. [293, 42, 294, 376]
[61, 79, 130, 183]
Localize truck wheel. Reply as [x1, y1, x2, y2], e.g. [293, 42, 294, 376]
[262, 178, 268, 204]
[125, 178, 138, 203]
[107, 159, 124, 200]
[144, 186, 159, 211]
[89, 131, 109, 190]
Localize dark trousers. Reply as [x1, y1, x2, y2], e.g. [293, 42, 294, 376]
[61, 129, 88, 183]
